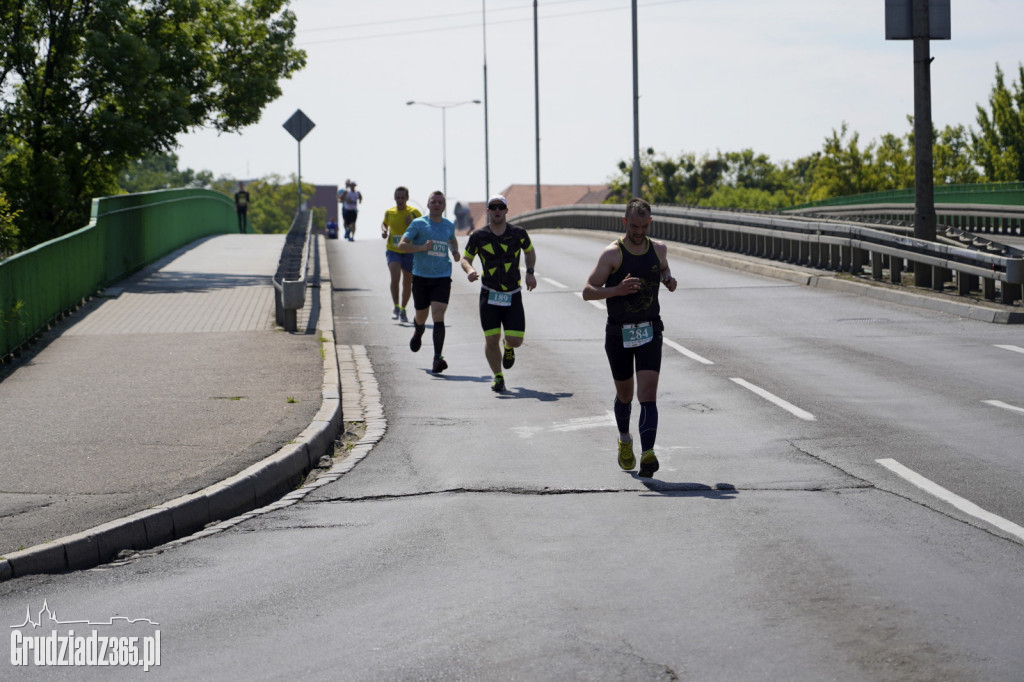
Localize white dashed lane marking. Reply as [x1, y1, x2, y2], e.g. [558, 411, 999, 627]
[664, 338, 714, 365]
[983, 400, 1024, 415]
[729, 378, 816, 421]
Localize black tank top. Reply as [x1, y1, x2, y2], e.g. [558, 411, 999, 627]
[606, 238, 662, 325]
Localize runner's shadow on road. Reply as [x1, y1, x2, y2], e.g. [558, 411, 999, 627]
[424, 374, 573, 402]
[422, 372, 489, 384]
[497, 386, 573, 402]
[635, 478, 739, 499]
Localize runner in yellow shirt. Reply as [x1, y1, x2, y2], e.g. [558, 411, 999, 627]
[380, 186, 422, 321]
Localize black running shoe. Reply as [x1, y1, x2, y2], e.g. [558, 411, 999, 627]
[410, 328, 424, 352]
[502, 345, 516, 369]
[491, 374, 506, 392]
[432, 356, 448, 374]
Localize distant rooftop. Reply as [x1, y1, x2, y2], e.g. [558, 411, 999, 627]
[468, 183, 612, 231]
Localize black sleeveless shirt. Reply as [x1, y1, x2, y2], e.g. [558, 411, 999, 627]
[606, 238, 662, 325]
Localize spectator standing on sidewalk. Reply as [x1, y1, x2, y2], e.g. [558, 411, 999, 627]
[234, 182, 250, 233]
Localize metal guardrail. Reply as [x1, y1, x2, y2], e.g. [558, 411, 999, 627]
[512, 204, 1024, 305]
[786, 202, 1024, 241]
[272, 210, 313, 331]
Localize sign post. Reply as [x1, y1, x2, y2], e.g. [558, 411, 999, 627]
[886, 0, 950, 289]
[282, 110, 316, 211]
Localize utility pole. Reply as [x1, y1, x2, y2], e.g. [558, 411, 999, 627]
[885, 0, 950, 289]
[912, 0, 936, 288]
[534, 0, 541, 210]
[482, 0, 491, 200]
[630, 0, 640, 199]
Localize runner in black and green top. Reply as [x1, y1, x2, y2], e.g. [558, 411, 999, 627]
[460, 194, 537, 393]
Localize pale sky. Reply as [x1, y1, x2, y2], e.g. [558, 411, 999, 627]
[174, 0, 1024, 226]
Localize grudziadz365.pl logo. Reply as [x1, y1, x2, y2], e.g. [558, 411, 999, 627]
[10, 600, 160, 672]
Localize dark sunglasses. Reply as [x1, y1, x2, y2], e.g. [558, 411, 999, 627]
[488, 204, 506, 211]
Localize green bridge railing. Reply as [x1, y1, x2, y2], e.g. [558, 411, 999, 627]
[1, 188, 236, 360]
[790, 181, 1024, 210]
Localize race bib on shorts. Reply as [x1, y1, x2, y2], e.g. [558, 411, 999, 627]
[487, 290, 512, 307]
[621, 321, 653, 348]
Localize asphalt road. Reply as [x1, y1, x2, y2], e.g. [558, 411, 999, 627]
[2, 230, 1022, 680]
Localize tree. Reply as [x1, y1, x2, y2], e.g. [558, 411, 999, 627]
[971, 63, 1024, 182]
[872, 130, 914, 191]
[0, 190, 19, 259]
[934, 123, 983, 185]
[0, 0, 305, 251]
[117, 151, 213, 194]
[805, 123, 877, 200]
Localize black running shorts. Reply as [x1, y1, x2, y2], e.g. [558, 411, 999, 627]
[412, 275, 452, 310]
[478, 289, 525, 338]
[604, 320, 663, 382]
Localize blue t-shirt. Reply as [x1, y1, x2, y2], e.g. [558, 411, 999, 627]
[403, 216, 456, 278]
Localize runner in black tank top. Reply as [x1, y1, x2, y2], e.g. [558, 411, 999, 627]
[605, 238, 662, 327]
[582, 199, 678, 478]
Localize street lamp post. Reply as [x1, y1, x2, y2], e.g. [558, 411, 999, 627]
[407, 100, 481, 206]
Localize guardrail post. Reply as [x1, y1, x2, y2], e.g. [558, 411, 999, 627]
[982, 277, 996, 300]
[957, 272, 975, 296]
[871, 250, 884, 280]
[850, 247, 866, 275]
[890, 256, 903, 284]
[1001, 282, 1021, 305]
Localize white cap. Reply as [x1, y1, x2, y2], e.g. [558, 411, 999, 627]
[487, 194, 507, 207]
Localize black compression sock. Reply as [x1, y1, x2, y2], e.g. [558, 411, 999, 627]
[639, 401, 659, 452]
[614, 398, 632, 436]
[432, 321, 445, 355]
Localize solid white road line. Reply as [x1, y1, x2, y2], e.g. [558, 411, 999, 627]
[575, 291, 606, 310]
[663, 338, 715, 365]
[730, 378, 816, 421]
[995, 344, 1024, 355]
[541, 277, 568, 289]
[983, 400, 1024, 415]
[876, 458, 1024, 543]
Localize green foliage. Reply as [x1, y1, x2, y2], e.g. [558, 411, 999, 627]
[0, 0, 306, 251]
[0, 190, 20, 258]
[934, 124, 983, 185]
[607, 120, 990, 210]
[606, 64, 1024, 210]
[1, 300, 25, 330]
[117, 151, 214, 193]
[971, 63, 1024, 182]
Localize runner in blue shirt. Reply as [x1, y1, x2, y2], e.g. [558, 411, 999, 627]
[397, 191, 461, 374]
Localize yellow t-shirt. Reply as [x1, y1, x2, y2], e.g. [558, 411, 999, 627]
[382, 206, 422, 252]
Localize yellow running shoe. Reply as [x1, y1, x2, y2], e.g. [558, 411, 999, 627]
[617, 438, 635, 470]
[638, 449, 659, 478]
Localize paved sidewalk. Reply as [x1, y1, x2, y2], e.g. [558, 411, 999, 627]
[0, 234, 340, 580]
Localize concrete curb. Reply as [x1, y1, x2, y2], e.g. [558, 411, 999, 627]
[546, 227, 1023, 324]
[0, 236, 341, 582]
